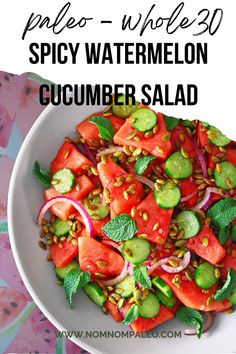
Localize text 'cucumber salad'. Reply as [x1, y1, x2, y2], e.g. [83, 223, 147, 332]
[34, 96, 236, 337]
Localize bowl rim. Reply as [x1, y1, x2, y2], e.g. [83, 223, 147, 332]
[7, 101, 100, 354]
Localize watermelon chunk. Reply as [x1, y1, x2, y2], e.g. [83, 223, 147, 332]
[197, 121, 209, 148]
[170, 125, 196, 158]
[92, 217, 110, 237]
[97, 159, 144, 215]
[105, 300, 123, 322]
[227, 149, 236, 166]
[186, 226, 226, 265]
[179, 178, 198, 208]
[97, 159, 125, 188]
[50, 241, 78, 268]
[123, 303, 174, 333]
[220, 254, 236, 279]
[207, 146, 221, 171]
[44, 175, 94, 220]
[220, 244, 236, 279]
[114, 112, 171, 159]
[51, 141, 93, 175]
[78, 237, 125, 277]
[133, 192, 173, 245]
[161, 272, 231, 312]
[77, 113, 124, 145]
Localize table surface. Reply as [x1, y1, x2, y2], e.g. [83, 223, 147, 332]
[0, 71, 89, 354]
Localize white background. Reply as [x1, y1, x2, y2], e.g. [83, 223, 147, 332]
[0, 0, 235, 138]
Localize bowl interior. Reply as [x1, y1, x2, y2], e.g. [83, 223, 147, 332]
[8, 97, 236, 354]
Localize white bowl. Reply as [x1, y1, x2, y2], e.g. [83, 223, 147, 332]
[8, 95, 236, 354]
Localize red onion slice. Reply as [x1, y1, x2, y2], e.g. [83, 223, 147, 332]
[194, 139, 208, 178]
[127, 262, 134, 276]
[99, 261, 128, 286]
[201, 194, 213, 211]
[161, 251, 191, 273]
[76, 136, 97, 166]
[151, 165, 165, 180]
[37, 196, 94, 237]
[192, 190, 211, 211]
[192, 187, 226, 211]
[135, 175, 155, 191]
[181, 189, 198, 202]
[101, 240, 122, 253]
[185, 313, 214, 336]
[81, 142, 98, 165]
[96, 147, 123, 157]
[147, 257, 176, 275]
[118, 307, 125, 318]
[101, 194, 107, 206]
[103, 172, 155, 192]
[207, 187, 226, 195]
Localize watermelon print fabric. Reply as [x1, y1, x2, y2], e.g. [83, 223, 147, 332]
[0, 71, 89, 354]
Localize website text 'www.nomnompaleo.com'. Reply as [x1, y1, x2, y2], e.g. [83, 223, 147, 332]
[55, 330, 182, 339]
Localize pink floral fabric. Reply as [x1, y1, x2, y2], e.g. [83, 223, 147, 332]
[0, 71, 89, 354]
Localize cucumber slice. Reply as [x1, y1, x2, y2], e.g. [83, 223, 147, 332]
[112, 94, 139, 119]
[138, 291, 160, 318]
[115, 275, 135, 298]
[154, 183, 181, 209]
[84, 196, 110, 220]
[214, 161, 236, 191]
[176, 210, 202, 239]
[228, 288, 236, 305]
[55, 260, 79, 280]
[152, 277, 173, 298]
[194, 262, 218, 290]
[207, 126, 231, 147]
[165, 151, 193, 179]
[156, 289, 177, 308]
[131, 108, 157, 132]
[83, 282, 106, 307]
[122, 238, 151, 265]
[53, 218, 72, 237]
[52, 168, 75, 194]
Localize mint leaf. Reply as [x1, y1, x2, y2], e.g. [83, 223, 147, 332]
[134, 156, 156, 175]
[207, 198, 236, 229]
[176, 306, 204, 339]
[33, 161, 51, 188]
[181, 119, 194, 129]
[133, 265, 152, 289]
[64, 267, 91, 307]
[214, 268, 236, 302]
[218, 225, 231, 245]
[164, 115, 179, 131]
[208, 198, 236, 216]
[103, 213, 137, 242]
[231, 225, 236, 242]
[123, 304, 139, 325]
[89, 116, 115, 142]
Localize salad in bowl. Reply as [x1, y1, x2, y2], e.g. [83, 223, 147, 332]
[34, 96, 236, 338]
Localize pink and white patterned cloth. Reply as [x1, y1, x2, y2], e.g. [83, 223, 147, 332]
[0, 71, 89, 354]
